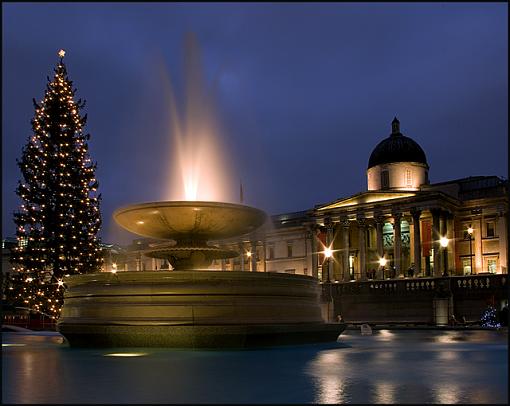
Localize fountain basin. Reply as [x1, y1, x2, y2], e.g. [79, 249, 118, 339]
[57, 271, 345, 348]
[113, 201, 267, 241]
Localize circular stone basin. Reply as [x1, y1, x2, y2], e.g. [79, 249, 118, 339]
[113, 201, 267, 241]
[57, 271, 345, 348]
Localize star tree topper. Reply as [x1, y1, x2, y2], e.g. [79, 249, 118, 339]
[58, 49, 66, 58]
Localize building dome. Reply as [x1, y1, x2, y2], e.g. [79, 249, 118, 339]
[368, 118, 428, 169]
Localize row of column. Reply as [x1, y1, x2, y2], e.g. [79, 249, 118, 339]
[225, 240, 266, 272]
[310, 208, 451, 282]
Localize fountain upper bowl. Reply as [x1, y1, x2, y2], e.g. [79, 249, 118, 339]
[114, 200, 267, 241]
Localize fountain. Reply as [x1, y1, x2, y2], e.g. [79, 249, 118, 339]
[56, 35, 345, 348]
[57, 200, 345, 348]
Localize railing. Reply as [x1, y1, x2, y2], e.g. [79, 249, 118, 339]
[322, 274, 507, 298]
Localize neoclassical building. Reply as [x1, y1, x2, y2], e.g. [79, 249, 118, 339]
[210, 118, 508, 282]
[104, 118, 508, 281]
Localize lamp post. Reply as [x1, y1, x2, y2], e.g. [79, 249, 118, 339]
[379, 257, 387, 279]
[467, 226, 474, 275]
[324, 247, 333, 282]
[440, 237, 449, 276]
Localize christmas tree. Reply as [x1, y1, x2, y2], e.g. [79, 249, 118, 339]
[480, 305, 501, 328]
[3, 50, 102, 320]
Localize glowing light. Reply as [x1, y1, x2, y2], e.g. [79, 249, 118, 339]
[104, 352, 148, 357]
[378, 257, 387, 267]
[324, 247, 333, 258]
[2, 343, 27, 347]
[467, 226, 474, 235]
[136, 220, 144, 225]
[246, 251, 252, 257]
[440, 237, 449, 248]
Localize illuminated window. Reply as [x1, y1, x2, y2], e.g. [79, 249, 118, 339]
[349, 255, 354, 280]
[381, 171, 389, 189]
[18, 237, 28, 248]
[487, 259, 497, 273]
[462, 258, 472, 275]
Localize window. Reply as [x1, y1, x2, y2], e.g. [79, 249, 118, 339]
[381, 171, 389, 189]
[406, 169, 412, 187]
[268, 245, 274, 260]
[462, 258, 472, 275]
[287, 242, 293, 258]
[486, 222, 495, 238]
[284, 269, 296, 274]
[487, 259, 497, 274]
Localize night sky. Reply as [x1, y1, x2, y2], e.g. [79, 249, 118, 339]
[2, 3, 508, 245]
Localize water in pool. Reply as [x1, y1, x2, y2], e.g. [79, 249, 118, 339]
[2, 328, 507, 404]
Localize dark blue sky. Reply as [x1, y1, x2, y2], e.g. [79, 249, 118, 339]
[2, 3, 508, 244]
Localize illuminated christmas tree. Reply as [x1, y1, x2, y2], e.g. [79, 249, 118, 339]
[4, 50, 102, 320]
[480, 305, 501, 328]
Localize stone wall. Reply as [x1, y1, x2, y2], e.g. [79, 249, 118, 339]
[323, 274, 507, 324]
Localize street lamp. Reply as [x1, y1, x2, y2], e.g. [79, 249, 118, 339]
[379, 257, 387, 279]
[467, 226, 474, 275]
[323, 247, 333, 282]
[440, 237, 449, 276]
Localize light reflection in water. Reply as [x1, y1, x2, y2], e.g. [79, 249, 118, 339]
[373, 382, 397, 404]
[377, 329, 396, 341]
[3, 330, 507, 404]
[316, 375, 347, 404]
[435, 383, 462, 404]
[437, 350, 459, 361]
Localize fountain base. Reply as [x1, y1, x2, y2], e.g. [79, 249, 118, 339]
[57, 271, 345, 348]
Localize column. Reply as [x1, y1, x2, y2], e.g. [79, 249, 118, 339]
[309, 225, 319, 279]
[325, 219, 334, 282]
[358, 215, 367, 281]
[440, 213, 447, 275]
[375, 215, 384, 259]
[239, 242, 245, 272]
[220, 258, 226, 271]
[497, 208, 507, 273]
[341, 217, 350, 282]
[250, 241, 257, 272]
[262, 239, 267, 272]
[392, 211, 402, 277]
[411, 209, 422, 276]
[431, 209, 441, 277]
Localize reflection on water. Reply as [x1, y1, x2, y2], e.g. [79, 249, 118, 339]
[2, 329, 507, 404]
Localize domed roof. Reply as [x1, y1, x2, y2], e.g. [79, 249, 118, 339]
[368, 118, 428, 169]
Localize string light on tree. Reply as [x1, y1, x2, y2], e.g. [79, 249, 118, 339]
[2, 49, 103, 320]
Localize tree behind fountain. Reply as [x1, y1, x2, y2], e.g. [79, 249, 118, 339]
[3, 50, 102, 320]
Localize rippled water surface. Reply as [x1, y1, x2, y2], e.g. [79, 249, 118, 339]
[2, 328, 508, 404]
